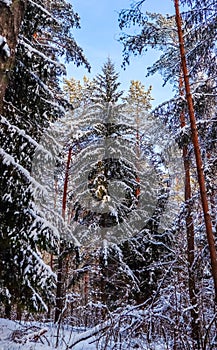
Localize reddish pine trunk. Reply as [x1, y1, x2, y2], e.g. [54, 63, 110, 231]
[54, 251, 64, 323]
[55, 146, 72, 323]
[0, 0, 26, 112]
[174, 0, 217, 303]
[179, 75, 200, 345]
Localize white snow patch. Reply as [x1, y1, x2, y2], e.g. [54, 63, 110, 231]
[0, 35, 11, 58]
[0, 317, 169, 349]
[0, 318, 97, 350]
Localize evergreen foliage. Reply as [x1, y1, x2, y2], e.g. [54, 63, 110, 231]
[92, 58, 123, 104]
[0, 0, 90, 314]
[64, 76, 94, 110]
[58, 60, 178, 317]
[1, 1, 217, 347]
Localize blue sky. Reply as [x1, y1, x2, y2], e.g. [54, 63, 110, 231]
[68, 0, 175, 107]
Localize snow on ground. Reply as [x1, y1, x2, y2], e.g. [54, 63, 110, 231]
[0, 318, 97, 350]
[0, 318, 168, 350]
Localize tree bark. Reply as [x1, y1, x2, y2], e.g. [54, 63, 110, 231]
[174, 0, 217, 303]
[62, 146, 72, 221]
[54, 249, 64, 324]
[0, 0, 26, 112]
[54, 146, 72, 323]
[179, 75, 200, 347]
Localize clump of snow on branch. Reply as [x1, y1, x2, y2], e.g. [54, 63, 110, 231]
[0, 35, 10, 59]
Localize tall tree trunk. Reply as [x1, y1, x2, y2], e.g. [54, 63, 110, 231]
[174, 0, 217, 303]
[54, 146, 72, 323]
[179, 75, 200, 347]
[62, 146, 72, 221]
[0, 0, 26, 112]
[54, 248, 64, 324]
[135, 105, 141, 198]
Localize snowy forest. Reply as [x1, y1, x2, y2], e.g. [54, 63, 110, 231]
[0, 0, 217, 349]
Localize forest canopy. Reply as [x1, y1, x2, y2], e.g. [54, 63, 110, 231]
[0, 0, 217, 349]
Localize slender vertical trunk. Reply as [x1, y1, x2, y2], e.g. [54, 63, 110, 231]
[179, 75, 200, 346]
[62, 146, 72, 221]
[0, 0, 26, 112]
[174, 0, 217, 302]
[135, 105, 141, 198]
[83, 272, 89, 327]
[54, 248, 63, 323]
[4, 302, 11, 319]
[54, 146, 72, 323]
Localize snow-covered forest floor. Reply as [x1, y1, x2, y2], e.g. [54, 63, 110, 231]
[0, 318, 98, 350]
[0, 317, 167, 350]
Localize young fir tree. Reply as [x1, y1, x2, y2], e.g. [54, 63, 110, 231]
[60, 63, 175, 316]
[62, 61, 158, 244]
[0, 0, 90, 317]
[91, 57, 123, 105]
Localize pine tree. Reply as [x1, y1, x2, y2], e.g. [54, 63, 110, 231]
[123, 80, 153, 110]
[118, 81, 174, 305]
[64, 76, 94, 111]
